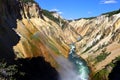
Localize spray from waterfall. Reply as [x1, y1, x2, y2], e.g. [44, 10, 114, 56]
[47, 43, 89, 80]
[56, 56, 84, 80]
[45, 35, 89, 80]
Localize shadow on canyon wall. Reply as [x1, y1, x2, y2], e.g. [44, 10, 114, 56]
[0, 0, 21, 62]
[0, 57, 59, 80]
[14, 57, 58, 80]
[109, 61, 120, 80]
[0, 0, 59, 80]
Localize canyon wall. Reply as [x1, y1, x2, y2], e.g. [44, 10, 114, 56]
[0, 0, 120, 79]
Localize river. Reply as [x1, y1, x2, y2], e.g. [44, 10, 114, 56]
[68, 43, 90, 80]
[57, 43, 90, 80]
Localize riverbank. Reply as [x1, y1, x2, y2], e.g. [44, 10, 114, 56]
[68, 44, 90, 80]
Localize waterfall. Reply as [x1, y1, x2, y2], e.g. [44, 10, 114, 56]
[55, 43, 90, 80]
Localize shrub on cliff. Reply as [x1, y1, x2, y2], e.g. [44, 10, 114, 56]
[42, 9, 60, 24]
[42, 9, 67, 28]
[0, 57, 59, 80]
[102, 9, 120, 17]
[0, 60, 25, 80]
[20, 0, 34, 3]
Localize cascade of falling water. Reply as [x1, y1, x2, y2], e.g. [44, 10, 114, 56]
[54, 43, 90, 80]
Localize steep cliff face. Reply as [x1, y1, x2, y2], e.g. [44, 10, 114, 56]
[0, 0, 73, 67]
[0, 1, 60, 79]
[14, 3, 120, 78]
[70, 13, 120, 71]
[0, 0, 21, 61]
[1, 0, 120, 80]
[69, 13, 120, 79]
[11, 1, 70, 67]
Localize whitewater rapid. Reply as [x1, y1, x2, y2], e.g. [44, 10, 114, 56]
[57, 43, 90, 80]
[68, 43, 90, 80]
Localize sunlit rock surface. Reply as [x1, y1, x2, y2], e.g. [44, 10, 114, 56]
[0, 0, 120, 80]
[70, 14, 120, 72]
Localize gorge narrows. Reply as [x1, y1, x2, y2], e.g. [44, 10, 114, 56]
[1, 0, 120, 80]
[68, 43, 90, 80]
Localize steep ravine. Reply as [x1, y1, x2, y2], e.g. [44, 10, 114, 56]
[69, 12, 120, 79]
[0, 0, 59, 80]
[68, 43, 90, 80]
[0, 0, 120, 80]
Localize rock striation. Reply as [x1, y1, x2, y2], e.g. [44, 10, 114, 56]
[0, 0, 120, 80]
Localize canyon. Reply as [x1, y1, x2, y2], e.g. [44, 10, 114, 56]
[0, 0, 120, 80]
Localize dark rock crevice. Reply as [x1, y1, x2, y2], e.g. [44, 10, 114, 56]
[16, 57, 59, 80]
[0, 0, 21, 61]
[109, 61, 120, 80]
[0, 1, 59, 80]
[0, 57, 59, 80]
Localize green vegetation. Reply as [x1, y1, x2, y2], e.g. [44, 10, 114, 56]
[48, 42, 60, 54]
[94, 42, 109, 53]
[42, 9, 60, 24]
[73, 16, 96, 21]
[92, 56, 120, 80]
[102, 9, 120, 17]
[82, 45, 93, 53]
[83, 17, 96, 20]
[95, 49, 111, 63]
[82, 40, 99, 53]
[0, 60, 25, 80]
[92, 68, 110, 80]
[113, 56, 120, 63]
[108, 62, 115, 68]
[42, 9, 66, 28]
[82, 33, 106, 54]
[20, 0, 35, 3]
[70, 9, 120, 21]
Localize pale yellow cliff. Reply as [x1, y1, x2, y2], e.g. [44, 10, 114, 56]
[0, 1, 120, 78]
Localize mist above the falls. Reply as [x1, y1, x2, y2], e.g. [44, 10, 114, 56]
[55, 56, 85, 80]
[47, 42, 89, 80]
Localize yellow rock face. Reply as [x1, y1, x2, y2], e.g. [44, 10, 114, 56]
[13, 16, 70, 67]
[1, 0, 120, 75]
[13, 7, 120, 71]
[114, 18, 120, 30]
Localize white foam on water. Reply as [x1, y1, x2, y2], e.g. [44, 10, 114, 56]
[49, 44, 90, 80]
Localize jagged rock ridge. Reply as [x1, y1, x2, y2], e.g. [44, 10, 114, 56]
[0, 0, 120, 80]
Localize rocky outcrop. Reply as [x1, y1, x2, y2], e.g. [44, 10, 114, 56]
[0, 1, 59, 80]
[0, 0, 21, 61]
[10, 1, 70, 68]
[69, 13, 120, 79]
[20, 1, 44, 19]
[0, 1, 79, 64]
[0, 57, 59, 80]
[109, 61, 120, 80]
[0, 0, 120, 80]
